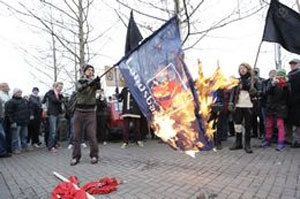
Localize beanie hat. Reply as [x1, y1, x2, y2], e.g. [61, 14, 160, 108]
[83, 64, 94, 73]
[12, 88, 22, 96]
[32, 87, 39, 92]
[276, 69, 286, 77]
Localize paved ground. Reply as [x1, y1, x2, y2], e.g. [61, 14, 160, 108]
[0, 137, 299, 199]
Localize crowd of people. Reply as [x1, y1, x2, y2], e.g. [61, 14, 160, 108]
[0, 59, 299, 165]
[212, 58, 300, 153]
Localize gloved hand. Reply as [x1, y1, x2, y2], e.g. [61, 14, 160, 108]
[228, 102, 235, 112]
[78, 80, 90, 91]
[249, 87, 257, 96]
[11, 123, 17, 128]
[30, 115, 35, 120]
[89, 76, 100, 87]
[241, 79, 250, 90]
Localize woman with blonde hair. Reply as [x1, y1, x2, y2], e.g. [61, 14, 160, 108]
[228, 63, 258, 153]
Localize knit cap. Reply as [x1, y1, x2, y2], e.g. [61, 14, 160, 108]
[276, 69, 286, 77]
[12, 88, 22, 96]
[83, 64, 94, 73]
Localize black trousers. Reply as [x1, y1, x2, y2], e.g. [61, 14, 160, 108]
[252, 107, 265, 137]
[3, 116, 12, 153]
[233, 107, 252, 139]
[28, 118, 41, 144]
[96, 114, 107, 142]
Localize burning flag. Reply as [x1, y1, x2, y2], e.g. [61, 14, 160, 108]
[194, 61, 239, 140]
[116, 16, 237, 156]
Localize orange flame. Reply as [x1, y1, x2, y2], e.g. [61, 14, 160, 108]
[151, 61, 239, 157]
[194, 60, 239, 139]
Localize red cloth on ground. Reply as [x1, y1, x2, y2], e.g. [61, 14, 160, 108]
[51, 176, 88, 199]
[82, 177, 122, 194]
[52, 176, 122, 198]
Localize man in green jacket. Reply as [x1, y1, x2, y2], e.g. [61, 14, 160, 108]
[71, 64, 100, 166]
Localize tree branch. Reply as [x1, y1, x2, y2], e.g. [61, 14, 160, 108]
[181, 0, 190, 45]
[115, 0, 168, 22]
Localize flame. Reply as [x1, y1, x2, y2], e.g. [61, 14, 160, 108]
[195, 60, 239, 139]
[151, 60, 239, 157]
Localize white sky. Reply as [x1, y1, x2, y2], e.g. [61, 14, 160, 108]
[0, 0, 299, 97]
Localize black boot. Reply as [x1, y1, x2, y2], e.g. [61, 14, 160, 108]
[244, 135, 253, 153]
[229, 133, 243, 150]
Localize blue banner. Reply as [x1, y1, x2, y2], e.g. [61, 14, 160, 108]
[117, 16, 213, 152]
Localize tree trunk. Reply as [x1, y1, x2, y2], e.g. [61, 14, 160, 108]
[78, 0, 85, 72]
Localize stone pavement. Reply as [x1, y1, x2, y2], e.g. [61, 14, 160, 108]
[0, 138, 299, 199]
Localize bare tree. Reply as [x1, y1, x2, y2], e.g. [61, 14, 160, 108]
[0, 0, 119, 90]
[112, 0, 269, 50]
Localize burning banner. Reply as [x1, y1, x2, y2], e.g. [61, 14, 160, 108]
[116, 16, 216, 156]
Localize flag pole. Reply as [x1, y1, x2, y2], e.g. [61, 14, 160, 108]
[99, 65, 117, 79]
[253, 40, 263, 69]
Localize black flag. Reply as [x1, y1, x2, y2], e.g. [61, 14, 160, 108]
[262, 0, 300, 54]
[125, 11, 143, 55]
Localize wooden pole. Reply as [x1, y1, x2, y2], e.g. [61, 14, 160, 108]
[253, 40, 263, 69]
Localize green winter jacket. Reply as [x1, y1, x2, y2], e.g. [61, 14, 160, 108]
[75, 76, 101, 109]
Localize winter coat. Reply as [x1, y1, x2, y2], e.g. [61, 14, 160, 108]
[0, 98, 4, 119]
[261, 78, 272, 108]
[265, 80, 288, 118]
[118, 87, 141, 118]
[42, 90, 64, 116]
[75, 76, 100, 109]
[29, 94, 42, 119]
[96, 97, 107, 116]
[5, 96, 31, 126]
[229, 75, 258, 109]
[288, 68, 300, 125]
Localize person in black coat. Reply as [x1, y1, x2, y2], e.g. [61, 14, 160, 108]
[5, 88, 31, 154]
[96, 89, 108, 144]
[287, 59, 300, 148]
[251, 68, 265, 139]
[228, 63, 258, 153]
[117, 87, 143, 148]
[28, 87, 42, 147]
[42, 82, 64, 152]
[263, 69, 289, 151]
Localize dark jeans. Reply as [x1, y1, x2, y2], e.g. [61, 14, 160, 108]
[3, 116, 12, 153]
[96, 114, 107, 142]
[43, 118, 49, 147]
[0, 119, 7, 155]
[217, 111, 229, 141]
[252, 107, 265, 137]
[140, 115, 149, 140]
[68, 117, 74, 145]
[28, 118, 41, 144]
[48, 115, 59, 149]
[11, 125, 28, 151]
[123, 117, 141, 144]
[72, 109, 98, 160]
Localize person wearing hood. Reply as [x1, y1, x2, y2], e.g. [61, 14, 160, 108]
[287, 58, 300, 148]
[5, 88, 31, 154]
[228, 63, 258, 153]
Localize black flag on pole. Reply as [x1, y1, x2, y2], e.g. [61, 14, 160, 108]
[262, 0, 300, 54]
[125, 11, 143, 55]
